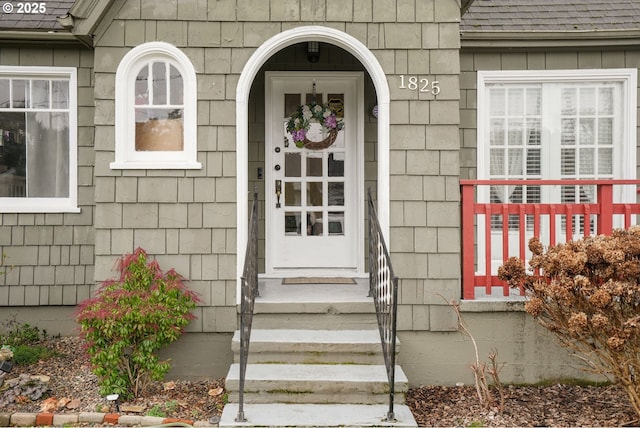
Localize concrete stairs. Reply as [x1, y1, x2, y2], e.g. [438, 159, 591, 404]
[219, 280, 417, 427]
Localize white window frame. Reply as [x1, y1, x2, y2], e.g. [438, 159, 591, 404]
[478, 68, 637, 200]
[0, 66, 79, 213]
[111, 42, 201, 170]
[476, 69, 637, 282]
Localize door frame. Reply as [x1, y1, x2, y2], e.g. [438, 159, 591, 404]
[236, 26, 391, 296]
[264, 71, 365, 277]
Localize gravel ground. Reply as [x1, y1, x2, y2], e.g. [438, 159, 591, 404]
[1, 336, 638, 426]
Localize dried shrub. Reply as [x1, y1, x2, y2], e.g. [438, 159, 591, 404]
[498, 227, 640, 417]
[76, 248, 200, 399]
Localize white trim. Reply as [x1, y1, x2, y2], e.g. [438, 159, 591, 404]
[0, 66, 79, 213]
[111, 42, 201, 170]
[236, 26, 390, 294]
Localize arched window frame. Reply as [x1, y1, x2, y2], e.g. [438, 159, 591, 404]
[111, 42, 200, 169]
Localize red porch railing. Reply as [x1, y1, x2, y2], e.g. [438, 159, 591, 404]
[461, 179, 640, 300]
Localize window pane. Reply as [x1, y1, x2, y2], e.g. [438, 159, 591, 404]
[598, 118, 613, 145]
[12, 80, 28, 108]
[284, 93, 301, 117]
[561, 118, 576, 145]
[526, 148, 541, 175]
[285, 153, 301, 177]
[579, 148, 594, 174]
[135, 65, 149, 105]
[0, 112, 26, 197]
[526, 88, 541, 116]
[489, 149, 504, 176]
[599, 87, 614, 115]
[135, 108, 183, 151]
[307, 181, 322, 206]
[26, 112, 69, 197]
[152, 61, 167, 105]
[561, 88, 576, 115]
[285, 182, 301, 206]
[285, 212, 301, 235]
[598, 148, 613, 175]
[489, 88, 505, 116]
[31, 80, 49, 109]
[579, 118, 595, 145]
[526, 119, 541, 145]
[306, 153, 322, 177]
[579, 88, 596, 115]
[490, 119, 505, 145]
[328, 182, 344, 206]
[561, 149, 576, 175]
[0, 79, 9, 108]
[169, 65, 183, 105]
[328, 153, 344, 177]
[307, 211, 323, 236]
[508, 88, 523, 116]
[508, 148, 524, 175]
[51, 80, 69, 109]
[507, 118, 523, 145]
[328, 212, 344, 235]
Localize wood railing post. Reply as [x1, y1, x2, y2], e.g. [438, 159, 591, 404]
[597, 183, 613, 235]
[461, 183, 476, 300]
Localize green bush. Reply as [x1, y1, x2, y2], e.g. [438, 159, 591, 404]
[76, 248, 200, 399]
[0, 320, 47, 347]
[499, 226, 640, 417]
[11, 344, 55, 365]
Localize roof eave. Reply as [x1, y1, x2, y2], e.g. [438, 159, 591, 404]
[0, 30, 88, 46]
[461, 29, 640, 50]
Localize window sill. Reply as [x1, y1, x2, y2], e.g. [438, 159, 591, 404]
[110, 161, 203, 170]
[0, 205, 81, 213]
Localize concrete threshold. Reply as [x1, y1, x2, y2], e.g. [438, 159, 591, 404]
[219, 403, 417, 427]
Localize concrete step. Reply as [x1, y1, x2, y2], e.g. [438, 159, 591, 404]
[232, 329, 395, 364]
[247, 280, 378, 330]
[225, 363, 408, 405]
[219, 403, 418, 427]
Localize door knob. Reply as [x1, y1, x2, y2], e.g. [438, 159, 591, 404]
[275, 164, 281, 171]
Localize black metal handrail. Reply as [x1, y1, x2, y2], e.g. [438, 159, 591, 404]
[235, 191, 259, 422]
[367, 189, 399, 422]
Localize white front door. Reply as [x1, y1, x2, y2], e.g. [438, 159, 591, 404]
[265, 72, 364, 276]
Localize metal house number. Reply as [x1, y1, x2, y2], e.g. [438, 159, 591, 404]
[399, 75, 441, 95]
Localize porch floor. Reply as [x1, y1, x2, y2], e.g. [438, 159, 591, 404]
[257, 277, 370, 303]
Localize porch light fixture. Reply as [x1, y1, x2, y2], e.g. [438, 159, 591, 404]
[307, 41, 320, 63]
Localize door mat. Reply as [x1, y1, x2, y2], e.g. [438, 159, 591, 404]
[282, 277, 357, 285]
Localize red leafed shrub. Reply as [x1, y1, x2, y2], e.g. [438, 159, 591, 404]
[499, 226, 640, 417]
[76, 248, 200, 399]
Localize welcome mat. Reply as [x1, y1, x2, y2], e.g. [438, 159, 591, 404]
[282, 277, 357, 285]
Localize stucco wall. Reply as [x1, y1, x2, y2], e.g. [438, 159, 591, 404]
[0, 46, 95, 307]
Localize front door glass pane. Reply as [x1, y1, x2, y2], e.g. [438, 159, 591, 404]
[307, 182, 322, 206]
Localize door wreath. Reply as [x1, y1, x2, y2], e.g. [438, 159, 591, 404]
[286, 102, 344, 150]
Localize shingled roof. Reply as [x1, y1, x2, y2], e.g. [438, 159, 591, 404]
[461, 0, 640, 32]
[0, 0, 75, 31]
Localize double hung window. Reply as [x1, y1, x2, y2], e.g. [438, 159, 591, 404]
[477, 69, 637, 276]
[0, 66, 77, 212]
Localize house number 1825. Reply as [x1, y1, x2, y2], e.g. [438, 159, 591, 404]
[399, 75, 440, 95]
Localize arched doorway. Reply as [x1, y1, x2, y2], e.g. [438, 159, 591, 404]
[236, 26, 390, 289]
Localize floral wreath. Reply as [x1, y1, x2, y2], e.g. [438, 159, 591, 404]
[286, 102, 344, 150]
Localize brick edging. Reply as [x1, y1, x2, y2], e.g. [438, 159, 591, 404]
[0, 411, 216, 427]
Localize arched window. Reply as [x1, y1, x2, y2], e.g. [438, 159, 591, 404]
[111, 42, 200, 169]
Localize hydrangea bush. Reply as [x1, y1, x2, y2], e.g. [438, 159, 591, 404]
[498, 226, 640, 417]
[76, 248, 199, 399]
